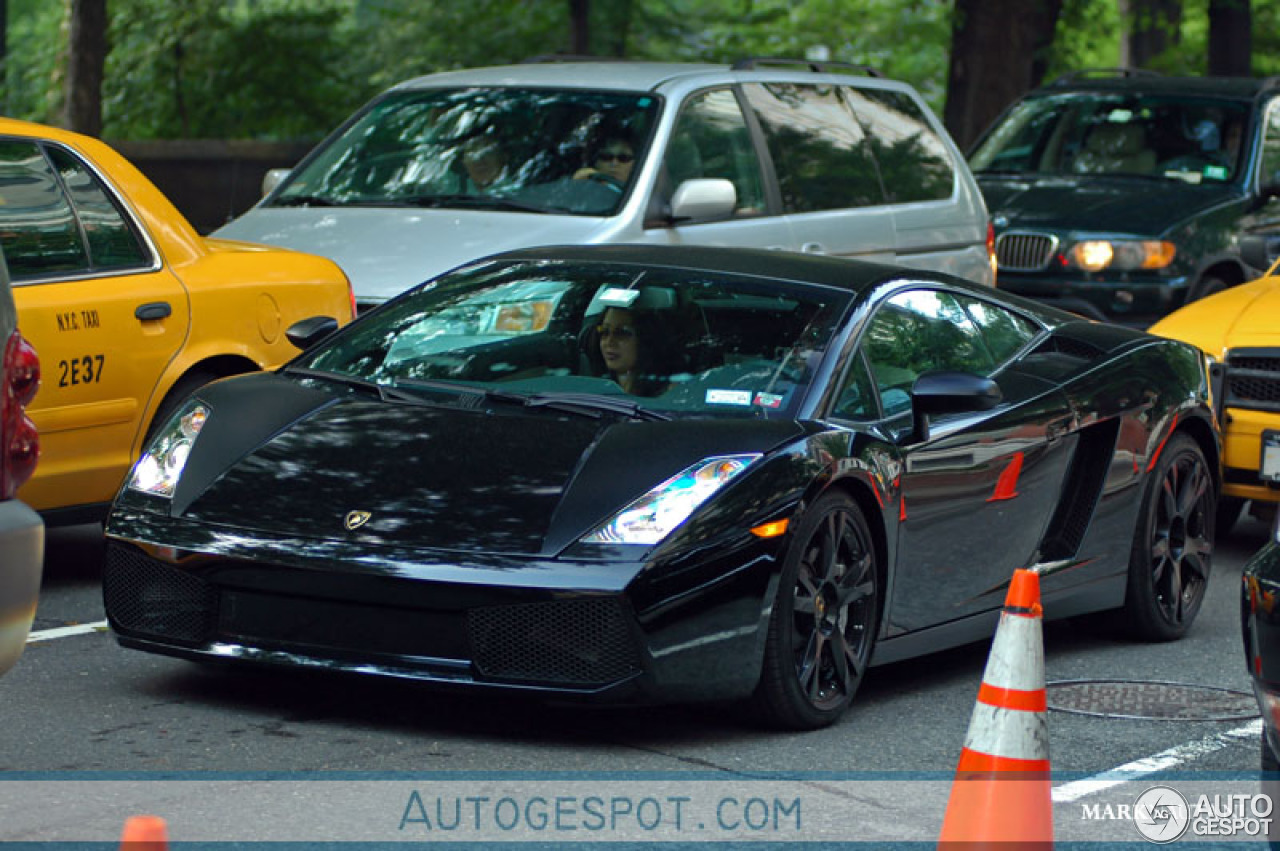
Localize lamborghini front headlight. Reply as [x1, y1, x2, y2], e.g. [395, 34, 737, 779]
[128, 402, 209, 497]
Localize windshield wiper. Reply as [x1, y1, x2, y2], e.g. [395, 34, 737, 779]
[391, 377, 531, 406]
[283, 367, 440, 405]
[387, 194, 549, 214]
[524, 392, 671, 422]
[271, 195, 342, 207]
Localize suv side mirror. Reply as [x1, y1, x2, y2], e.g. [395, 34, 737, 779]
[1241, 234, 1280, 274]
[910, 370, 1002, 442]
[670, 178, 736, 223]
[262, 168, 291, 198]
[285, 316, 339, 350]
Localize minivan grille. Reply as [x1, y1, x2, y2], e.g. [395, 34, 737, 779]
[995, 232, 1059, 271]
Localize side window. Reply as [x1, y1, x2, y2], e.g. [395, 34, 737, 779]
[954, 294, 1040, 365]
[860, 289, 994, 418]
[0, 140, 88, 281]
[742, 82, 885, 212]
[664, 89, 766, 215]
[831, 348, 878, 421]
[847, 88, 955, 203]
[1260, 100, 1280, 188]
[45, 146, 150, 272]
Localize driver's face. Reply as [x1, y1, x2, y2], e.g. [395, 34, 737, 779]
[595, 142, 635, 184]
[598, 307, 637, 375]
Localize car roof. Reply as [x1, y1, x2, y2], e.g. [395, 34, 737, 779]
[482, 243, 926, 294]
[1036, 71, 1277, 102]
[388, 60, 901, 94]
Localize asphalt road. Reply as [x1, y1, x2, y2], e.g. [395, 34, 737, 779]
[3, 513, 1276, 845]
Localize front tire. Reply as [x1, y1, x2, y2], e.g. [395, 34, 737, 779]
[1122, 433, 1214, 641]
[751, 491, 879, 730]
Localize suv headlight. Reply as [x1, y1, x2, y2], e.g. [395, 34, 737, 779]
[1066, 239, 1176, 272]
[581, 454, 761, 545]
[128, 402, 209, 497]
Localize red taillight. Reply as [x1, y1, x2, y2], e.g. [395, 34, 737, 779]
[986, 221, 998, 285]
[2, 329, 40, 499]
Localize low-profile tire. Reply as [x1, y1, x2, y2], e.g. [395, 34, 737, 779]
[144, 370, 220, 444]
[750, 491, 879, 730]
[1122, 433, 1214, 641]
[1216, 496, 1246, 541]
[1189, 275, 1229, 302]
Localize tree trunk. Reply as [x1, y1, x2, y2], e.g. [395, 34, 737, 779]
[568, 0, 589, 55]
[1208, 0, 1251, 76]
[63, 0, 107, 136]
[1119, 0, 1182, 68]
[943, 0, 1063, 152]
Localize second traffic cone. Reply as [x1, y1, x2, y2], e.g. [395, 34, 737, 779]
[119, 815, 168, 851]
[938, 568, 1052, 849]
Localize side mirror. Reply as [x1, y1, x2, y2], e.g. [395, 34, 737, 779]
[285, 316, 339, 351]
[262, 168, 291, 198]
[910, 371, 1002, 442]
[670, 178, 736, 223]
[1240, 234, 1278, 274]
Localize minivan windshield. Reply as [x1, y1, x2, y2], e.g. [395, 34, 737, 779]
[292, 259, 850, 420]
[269, 88, 660, 216]
[970, 92, 1249, 185]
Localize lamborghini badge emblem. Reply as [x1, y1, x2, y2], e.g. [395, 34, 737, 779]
[344, 510, 371, 531]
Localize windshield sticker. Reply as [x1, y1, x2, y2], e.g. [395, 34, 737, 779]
[598, 287, 641, 307]
[754, 392, 784, 409]
[706, 389, 753, 406]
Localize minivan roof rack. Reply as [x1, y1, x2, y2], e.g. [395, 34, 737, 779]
[731, 57, 882, 78]
[1048, 67, 1163, 85]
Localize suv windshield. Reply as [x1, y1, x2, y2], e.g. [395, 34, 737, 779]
[971, 92, 1249, 185]
[270, 88, 660, 216]
[294, 259, 849, 419]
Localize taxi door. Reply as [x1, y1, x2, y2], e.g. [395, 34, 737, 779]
[0, 138, 190, 515]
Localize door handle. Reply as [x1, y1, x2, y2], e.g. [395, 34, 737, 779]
[135, 302, 171, 321]
[801, 242, 826, 254]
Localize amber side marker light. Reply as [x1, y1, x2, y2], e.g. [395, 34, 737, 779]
[750, 518, 790, 538]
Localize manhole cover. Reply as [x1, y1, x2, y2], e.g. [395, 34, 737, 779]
[1045, 679, 1259, 721]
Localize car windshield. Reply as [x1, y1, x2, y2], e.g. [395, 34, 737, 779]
[269, 88, 660, 216]
[970, 92, 1250, 185]
[293, 259, 850, 419]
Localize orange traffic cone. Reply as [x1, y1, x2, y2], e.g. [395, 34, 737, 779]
[938, 568, 1052, 849]
[119, 815, 168, 851]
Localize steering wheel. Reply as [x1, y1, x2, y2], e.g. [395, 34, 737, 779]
[587, 172, 624, 191]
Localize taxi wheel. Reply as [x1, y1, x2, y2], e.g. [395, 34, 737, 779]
[751, 491, 879, 730]
[144, 369, 220, 444]
[1123, 433, 1213, 641]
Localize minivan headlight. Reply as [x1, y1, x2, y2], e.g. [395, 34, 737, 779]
[128, 402, 209, 497]
[1066, 240, 1176, 271]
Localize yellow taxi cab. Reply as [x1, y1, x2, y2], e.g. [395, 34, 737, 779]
[0, 118, 354, 523]
[1149, 236, 1280, 536]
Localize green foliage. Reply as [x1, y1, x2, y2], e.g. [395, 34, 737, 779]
[2, 0, 67, 122]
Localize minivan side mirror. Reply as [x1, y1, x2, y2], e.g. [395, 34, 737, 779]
[910, 370, 1002, 443]
[262, 168, 291, 198]
[285, 315, 339, 350]
[669, 178, 737, 223]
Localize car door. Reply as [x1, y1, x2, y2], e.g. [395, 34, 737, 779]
[0, 137, 191, 514]
[851, 287, 1073, 635]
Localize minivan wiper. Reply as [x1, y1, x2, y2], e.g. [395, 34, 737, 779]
[388, 194, 549, 214]
[524, 392, 672, 422]
[271, 195, 342, 207]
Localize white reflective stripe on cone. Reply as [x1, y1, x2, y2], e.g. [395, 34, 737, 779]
[980, 612, 1044, 691]
[963, 702, 1050, 761]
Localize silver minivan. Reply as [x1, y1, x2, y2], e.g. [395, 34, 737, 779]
[217, 59, 995, 311]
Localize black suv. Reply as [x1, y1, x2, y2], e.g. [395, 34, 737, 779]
[0, 248, 41, 677]
[970, 70, 1280, 326]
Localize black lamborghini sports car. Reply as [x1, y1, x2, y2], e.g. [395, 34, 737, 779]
[103, 244, 1219, 729]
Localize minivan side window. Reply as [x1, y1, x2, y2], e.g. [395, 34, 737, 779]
[664, 89, 767, 215]
[0, 140, 87, 281]
[1260, 99, 1280, 190]
[847, 89, 955, 203]
[742, 82, 885, 212]
[45, 146, 150, 273]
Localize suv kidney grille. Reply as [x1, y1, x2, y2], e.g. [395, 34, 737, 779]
[995, 232, 1059, 271]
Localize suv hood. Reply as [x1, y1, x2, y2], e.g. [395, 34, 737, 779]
[214, 207, 614, 304]
[980, 175, 1239, 236]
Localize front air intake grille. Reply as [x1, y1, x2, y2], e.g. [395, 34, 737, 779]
[995, 231, 1059, 271]
[103, 543, 216, 645]
[469, 597, 641, 686]
[1225, 349, 1280, 413]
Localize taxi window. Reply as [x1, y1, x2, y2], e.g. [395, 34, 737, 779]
[46, 146, 149, 272]
[0, 139, 88, 281]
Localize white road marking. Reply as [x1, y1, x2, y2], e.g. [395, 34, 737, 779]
[25, 620, 109, 643]
[1052, 718, 1263, 802]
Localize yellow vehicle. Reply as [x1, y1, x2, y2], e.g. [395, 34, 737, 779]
[1149, 237, 1280, 536]
[0, 118, 354, 523]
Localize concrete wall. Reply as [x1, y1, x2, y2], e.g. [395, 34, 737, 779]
[111, 139, 315, 235]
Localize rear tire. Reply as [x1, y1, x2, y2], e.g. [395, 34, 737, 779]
[1122, 433, 1214, 641]
[750, 491, 879, 730]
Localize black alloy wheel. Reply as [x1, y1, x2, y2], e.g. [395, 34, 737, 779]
[752, 491, 879, 730]
[1123, 433, 1214, 641]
